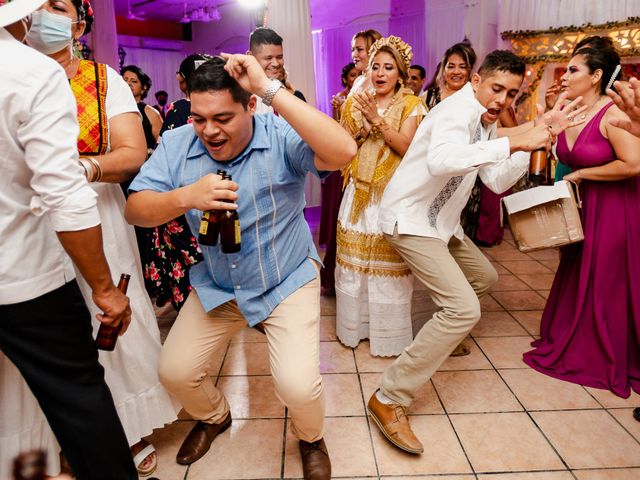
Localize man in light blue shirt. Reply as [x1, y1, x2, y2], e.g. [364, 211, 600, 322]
[126, 55, 356, 479]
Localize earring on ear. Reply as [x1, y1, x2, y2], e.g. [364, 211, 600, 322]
[399, 78, 404, 87]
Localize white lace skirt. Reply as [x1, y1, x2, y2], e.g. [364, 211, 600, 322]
[335, 180, 414, 357]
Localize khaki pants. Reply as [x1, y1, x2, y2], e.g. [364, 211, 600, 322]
[159, 264, 324, 442]
[380, 232, 498, 406]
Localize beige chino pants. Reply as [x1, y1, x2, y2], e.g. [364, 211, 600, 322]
[380, 232, 498, 406]
[159, 262, 325, 442]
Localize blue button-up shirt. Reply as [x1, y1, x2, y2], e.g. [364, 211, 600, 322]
[130, 114, 327, 325]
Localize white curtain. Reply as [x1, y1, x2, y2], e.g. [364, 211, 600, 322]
[424, 0, 467, 78]
[122, 47, 186, 105]
[88, 0, 118, 69]
[268, 0, 322, 206]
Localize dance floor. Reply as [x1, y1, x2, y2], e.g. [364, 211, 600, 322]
[150, 207, 640, 479]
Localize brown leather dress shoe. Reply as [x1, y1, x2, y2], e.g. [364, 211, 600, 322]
[367, 392, 424, 454]
[299, 438, 331, 480]
[176, 412, 232, 465]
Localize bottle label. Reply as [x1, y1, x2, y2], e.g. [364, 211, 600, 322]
[199, 212, 210, 235]
[234, 220, 241, 244]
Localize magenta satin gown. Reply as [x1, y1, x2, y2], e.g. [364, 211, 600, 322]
[523, 103, 640, 398]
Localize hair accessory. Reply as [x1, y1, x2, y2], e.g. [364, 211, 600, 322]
[368, 35, 413, 71]
[605, 64, 621, 91]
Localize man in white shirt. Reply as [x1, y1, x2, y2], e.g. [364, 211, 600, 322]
[0, 1, 136, 478]
[368, 50, 580, 454]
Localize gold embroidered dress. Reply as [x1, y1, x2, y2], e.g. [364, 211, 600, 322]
[335, 90, 425, 356]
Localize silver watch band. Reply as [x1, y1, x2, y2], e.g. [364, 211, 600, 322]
[262, 79, 284, 107]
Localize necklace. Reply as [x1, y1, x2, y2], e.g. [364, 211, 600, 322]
[578, 95, 604, 120]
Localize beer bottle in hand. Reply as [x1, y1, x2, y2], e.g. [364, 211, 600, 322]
[528, 148, 551, 186]
[198, 169, 226, 246]
[96, 273, 131, 351]
[220, 174, 241, 254]
[13, 450, 46, 480]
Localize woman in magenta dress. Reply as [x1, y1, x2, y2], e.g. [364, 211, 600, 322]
[524, 38, 640, 398]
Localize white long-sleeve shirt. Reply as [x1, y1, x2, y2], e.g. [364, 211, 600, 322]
[379, 82, 528, 242]
[0, 28, 100, 304]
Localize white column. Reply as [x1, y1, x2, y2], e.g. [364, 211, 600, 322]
[267, 0, 322, 206]
[89, 0, 119, 69]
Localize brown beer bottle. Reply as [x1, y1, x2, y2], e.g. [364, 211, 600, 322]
[95, 273, 131, 351]
[198, 169, 226, 246]
[220, 174, 241, 254]
[528, 148, 551, 186]
[13, 450, 47, 480]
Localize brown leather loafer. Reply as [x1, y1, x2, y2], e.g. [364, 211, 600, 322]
[299, 438, 331, 480]
[367, 392, 424, 454]
[176, 412, 232, 465]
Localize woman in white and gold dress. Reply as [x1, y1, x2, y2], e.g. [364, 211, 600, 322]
[335, 36, 426, 356]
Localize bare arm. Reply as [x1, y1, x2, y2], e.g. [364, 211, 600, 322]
[145, 105, 163, 141]
[85, 112, 147, 183]
[221, 53, 357, 171]
[57, 226, 131, 333]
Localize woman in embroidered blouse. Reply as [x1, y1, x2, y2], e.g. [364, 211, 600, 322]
[335, 36, 426, 356]
[0, 1, 178, 477]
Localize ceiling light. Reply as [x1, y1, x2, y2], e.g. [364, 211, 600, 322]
[238, 0, 265, 8]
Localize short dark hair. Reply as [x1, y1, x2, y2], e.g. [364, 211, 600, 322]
[121, 65, 152, 100]
[155, 90, 168, 98]
[250, 27, 283, 52]
[573, 35, 615, 56]
[71, 0, 94, 34]
[179, 54, 213, 82]
[341, 62, 356, 88]
[574, 43, 621, 94]
[478, 50, 526, 78]
[410, 65, 426, 79]
[443, 40, 477, 71]
[187, 57, 252, 108]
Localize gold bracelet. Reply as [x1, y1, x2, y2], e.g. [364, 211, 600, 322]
[86, 157, 103, 182]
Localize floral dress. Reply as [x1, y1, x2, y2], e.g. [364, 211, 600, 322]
[145, 98, 203, 310]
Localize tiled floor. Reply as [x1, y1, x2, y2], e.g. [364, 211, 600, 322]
[149, 221, 640, 479]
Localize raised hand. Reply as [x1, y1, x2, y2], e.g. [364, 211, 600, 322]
[542, 92, 588, 135]
[607, 78, 640, 138]
[220, 53, 271, 98]
[352, 90, 381, 125]
[545, 81, 562, 111]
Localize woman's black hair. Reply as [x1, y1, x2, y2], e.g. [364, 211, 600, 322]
[71, 0, 94, 35]
[573, 41, 621, 94]
[340, 62, 356, 88]
[121, 65, 152, 100]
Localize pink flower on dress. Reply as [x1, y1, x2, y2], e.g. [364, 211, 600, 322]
[187, 117, 193, 124]
[167, 102, 175, 113]
[166, 220, 184, 234]
[146, 262, 160, 281]
[173, 286, 184, 304]
[172, 262, 185, 280]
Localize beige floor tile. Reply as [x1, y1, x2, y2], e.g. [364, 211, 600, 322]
[510, 310, 543, 336]
[471, 311, 529, 337]
[608, 408, 640, 442]
[537, 289, 551, 299]
[387, 476, 475, 480]
[500, 260, 553, 275]
[432, 370, 522, 413]
[517, 273, 556, 290]
[230, 326, 268, 343]
[478, 472, 573, 479]
[491, 261, 510, 274]
[322, 373, 365, 416]
[144, 421, 191, 479]
[481, 294, 505, 311]
[320, 295, 336, 315]
[320, 315, 337, 341]
[283, 416, 377, 477]
[373, 415, 472, 476]
[484, 246, 532, 262]
[526, 248, 560, 261]
[500, 369, 600, 410]
[475, 336, 533, 368]
[359, 374, 444, 414]
[491, 274, 532, 292]
[451, 412, 564, 472]
[216, 375, 285, 419]
[573, 468, 640, 479]
[585, 387, 640, 408]
[220, 342, 270, 376]
[187, 418, 284, 479]
[531, 410, 640, 468]
[354, 342, 397, 373]
[438, 339, 493, 371]
[539, 259, 560, 271]
[491, 290, 547, 310]
[320, 340, 356, 373]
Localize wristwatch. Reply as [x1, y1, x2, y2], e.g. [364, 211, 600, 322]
[261, 79, 283, 107]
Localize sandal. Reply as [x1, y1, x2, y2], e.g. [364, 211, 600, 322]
[450, 343, 471, 357]
[133, 443, 157, 477]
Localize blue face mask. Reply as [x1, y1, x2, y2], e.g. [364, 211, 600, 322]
[26, 10, 73, 55]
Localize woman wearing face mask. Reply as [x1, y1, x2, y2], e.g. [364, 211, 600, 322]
[524, 39, 640, 398]
[0, 1, 180, 477]
[335, 36, 426, 356]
